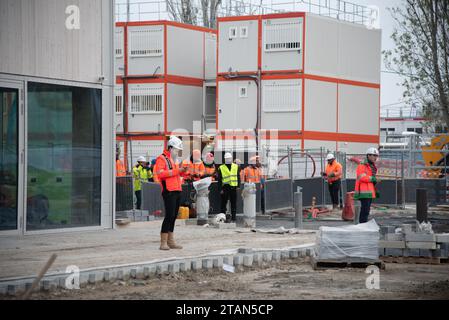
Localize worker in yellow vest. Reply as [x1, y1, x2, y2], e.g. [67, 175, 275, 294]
[133, 156, 149, 210]
[218, 152, 241, 223]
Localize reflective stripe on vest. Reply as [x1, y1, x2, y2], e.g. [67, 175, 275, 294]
[219, 164, 238, 187]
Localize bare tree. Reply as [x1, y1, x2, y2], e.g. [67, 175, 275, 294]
[384, 0, 449, 131]
[167, 0, 221, 28]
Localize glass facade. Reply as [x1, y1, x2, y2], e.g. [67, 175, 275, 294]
[27, 82, 102, 230]
[0, 87, 18, 231]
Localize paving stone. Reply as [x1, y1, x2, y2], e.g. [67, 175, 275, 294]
[252, 253, 262, 266]
[272, 251, 281, 262]
[380, 226, 396, 235]
[406, 241, 436, 249]
[156, 264, 168, 274]
[405, 233, 436, 242]
[168, 262, 180, 273]
[191, 260, 201, 271]
[435, 233, 449, 243]
[378, 248, 385, 256]
[233, 255, 243, 266]
[243, 255, 253, 267]
[42, 280, 53, 291]
[262, 252, 272, 262]
[103, 272, 110, 282]
[379, 240, 406, 249]
[223, 256, 234, 266]
[306, 248, 313, 257]
[281, 251, 290, 260]
[289, 249, 299, 259]
[431, 249, 442, 258]
[385, 248, 403, 257]
[403, 249, 420, 257]
[116, 270, 124, 280]
[88, 273, 97, 284]
[130, 269, 137, 279]
[7, 284, 17, 296]
[385, 233, 404, 241]
[419, 249, 433, 258]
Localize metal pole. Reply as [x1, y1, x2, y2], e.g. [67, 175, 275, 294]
[401, 151, 405, 209]
[416, 188, 428, 223]
[294, 187, 303, 229]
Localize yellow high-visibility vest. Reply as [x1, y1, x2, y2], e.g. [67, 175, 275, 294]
[219, 164, 239, 187]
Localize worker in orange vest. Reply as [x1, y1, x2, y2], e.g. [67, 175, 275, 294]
[354, 148, 380, 223]
[181, 149, 205, 182]
[116, 153, 126, 177]
[322, 153, 343, 211]
[203, 152, 216, 181]
[241, 156, 262, 183]
[153, 136, 187, 250]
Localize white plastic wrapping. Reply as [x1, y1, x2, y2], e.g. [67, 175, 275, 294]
[315, 219, 380, 261]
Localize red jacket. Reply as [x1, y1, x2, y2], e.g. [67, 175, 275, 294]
[153, 150, 182, 192]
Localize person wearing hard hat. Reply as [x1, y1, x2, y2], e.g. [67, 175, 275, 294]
[218, 152, 241, 223]
[203, 152, 217, 181]
[153, 136, 187, 250]
[133, 156, 148, 210]
[241, 156, 262, 183]
[181, 149, 206, 182]
[322, 153, 343, 211]
[354, 147, 380, 223]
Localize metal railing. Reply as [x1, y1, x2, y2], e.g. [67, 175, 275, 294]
[115, 0, 378, 28]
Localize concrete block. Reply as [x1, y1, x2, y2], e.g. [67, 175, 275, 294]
[385, 233, 404, 241]
[217, 223, 236, 229]
[379, 240, 406, 249]
[223, 256, 234, 266]
[435, 233, 449, 243]
[306, 248, 313, 257]
[401, 224, 413, 234]
[175, 219, 186, 226]
[378, 248, 385, 256]
[213, 257, 223, 269]
[289, 249, 299, 259]
[116, 270, 124, 280]
[130, 269, 137, 279]
[144, 265, 157, 278]
[88, 273, 97, 284]
[7, 284, 17, 296]
[168, 262, 180, 273]
[405, 233, 436, 242]
[243, 255, 253, 267]
[432, 249, 442, 258]
[403, 249, 420, 257]
[272, 251, 281, 262]
[380, 226, 396, 235]
[406, 241, 437, 249]
[238, 248, 253, 254]
[156, 264, 168, 275]
[419, 249, 433, 258]
[233, 255, 243, 266]
[253, 253, 262, 266]
[202, 258, 213, 270]
[281, 251, 290, 260]
[385, 248, 403, 257]
[262, 252, 272, 262]
[42, 280, 53, 291]
[191, 260, 201, 271]
[25, 282, 34, 292]
[103, 272, 110, 282]
[439, 242, 449, 250]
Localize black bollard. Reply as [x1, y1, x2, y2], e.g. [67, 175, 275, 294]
[416, 188, 428, 223]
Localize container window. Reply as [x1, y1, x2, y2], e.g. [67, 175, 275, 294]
[229, 27, 237, 39]
[129, 27, 163, 57]
[129, 85, 164, 114]
[115, 87, 123, 114]
[264, 20, 301, 52]
[240, 26, 248, 38]
[263, 82, 301, 113]
[115, 28, 124, 58]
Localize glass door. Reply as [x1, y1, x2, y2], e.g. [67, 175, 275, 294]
[0, 80, 24, 234]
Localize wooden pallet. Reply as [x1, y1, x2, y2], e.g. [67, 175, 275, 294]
[380, 256, 449, 265]
[310, 256, 385, 270]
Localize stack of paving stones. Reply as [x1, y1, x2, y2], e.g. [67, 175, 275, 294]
[0, 247, 315, 297]
[379, 224, 449, 260]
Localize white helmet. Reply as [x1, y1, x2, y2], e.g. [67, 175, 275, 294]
[224, 152, 233, 159]
[168, 136, 183, 150]
[326, 153, 335, 161]
[137, 156, 146, 162]
[366, 147, 379, 156]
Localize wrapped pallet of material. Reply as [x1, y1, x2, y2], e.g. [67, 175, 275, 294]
[315, 220, 380, 261]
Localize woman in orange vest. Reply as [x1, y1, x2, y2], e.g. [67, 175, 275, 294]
[153, 136, 187, 251]
[354, 147, 380, 223]
[323, 153, 343, 210]
[116, 154, 126, 177]
[203, 152, 216, 181]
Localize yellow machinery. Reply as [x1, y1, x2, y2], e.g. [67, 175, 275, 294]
[421, 134, 449, 177]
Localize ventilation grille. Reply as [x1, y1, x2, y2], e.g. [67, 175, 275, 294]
[129, 85, 164, 114]
[264, 20, 301, 52]
[115, 28, 124, 57]
[263, 82, 301, 113]
[129, 27, 163, 57]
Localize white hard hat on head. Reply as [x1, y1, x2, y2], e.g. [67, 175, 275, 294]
[326, 153, 335, 161]
[137, 156, 146, 162]
[366, 147, 379, 156]
[168, 136, 183, 150]
[224, 152, 233, 159]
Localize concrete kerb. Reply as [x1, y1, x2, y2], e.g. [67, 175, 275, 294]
[0, 244, 316, 297]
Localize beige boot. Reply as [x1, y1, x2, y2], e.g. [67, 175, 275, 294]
[167, 232, 183, 249]
[160, 233, 170, 250]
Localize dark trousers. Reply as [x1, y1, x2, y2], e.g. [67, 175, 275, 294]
[359, 198, 372, 223]
[135, 190, 142, 210]
[161, 191, 181, 233]
[221, 185, 237, 220]
[328, 180, 341, 207]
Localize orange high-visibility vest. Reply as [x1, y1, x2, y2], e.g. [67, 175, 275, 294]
[116, 159, 126, 177]
[325, 161, 342, 183]
[241, 166, 262, 183]
[354, 160, 379, 200]
[204, 165, 216, 181]
[181, 159, 205, 181]
[154, 150, 182, 192]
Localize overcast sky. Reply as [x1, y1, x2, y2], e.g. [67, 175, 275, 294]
[116, 0, 407, 113]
